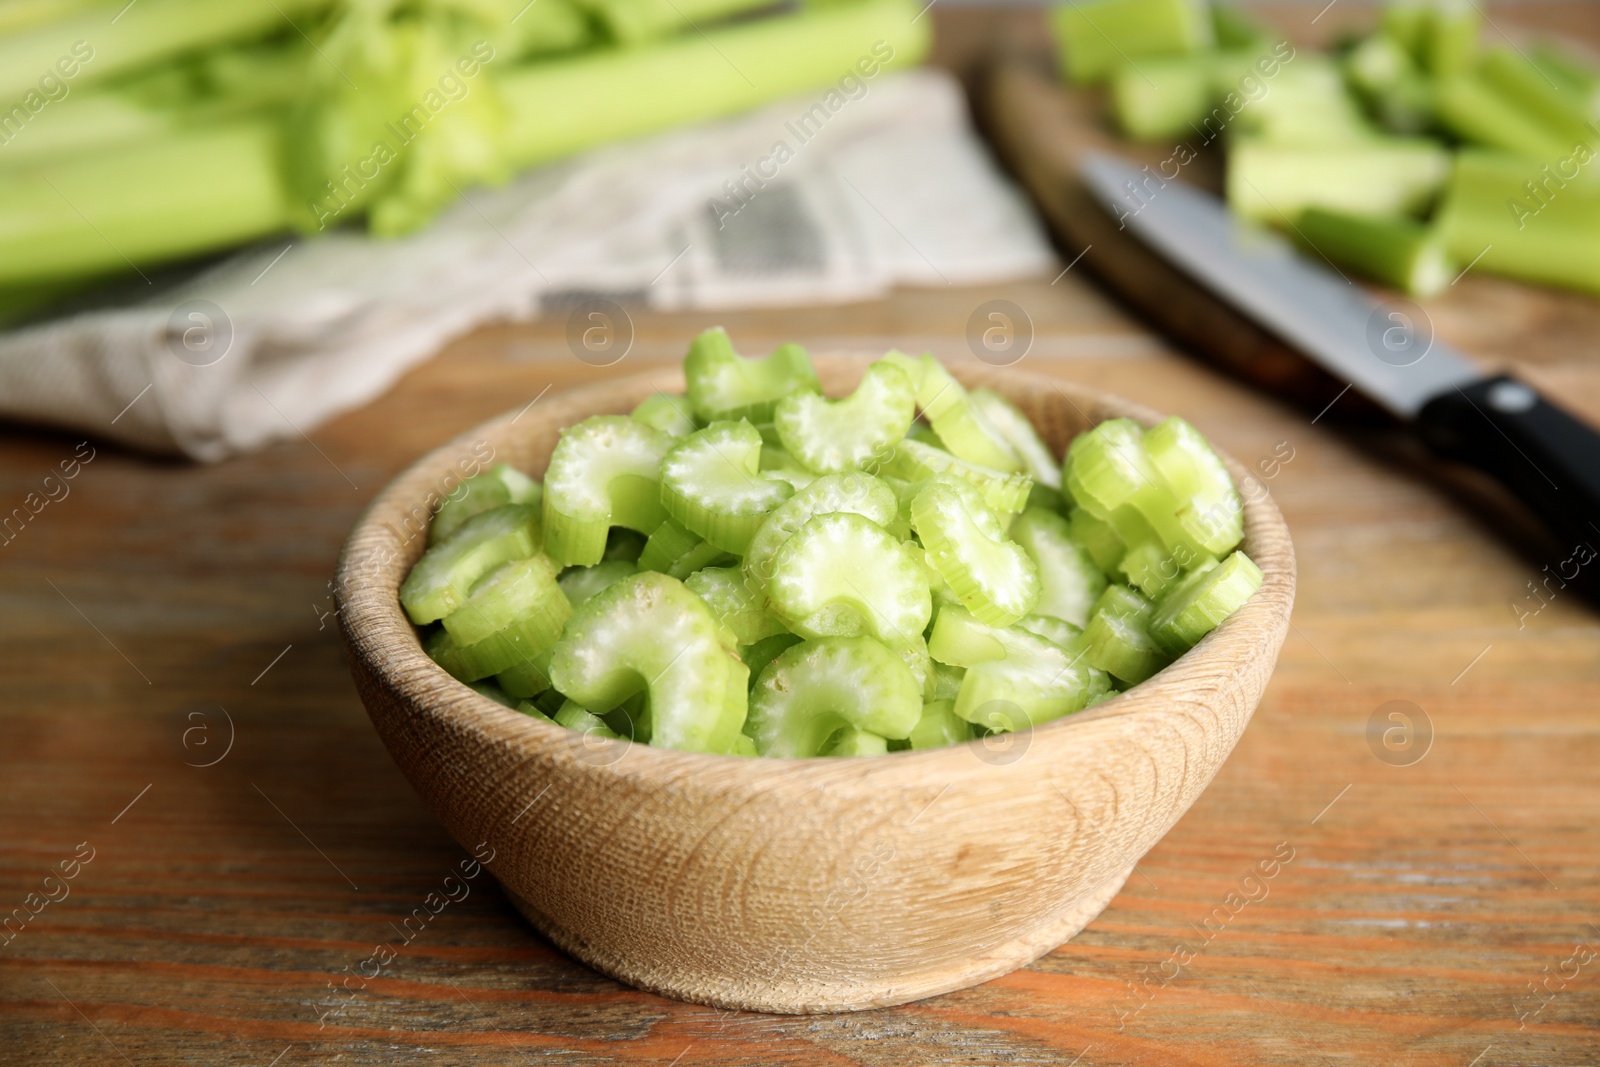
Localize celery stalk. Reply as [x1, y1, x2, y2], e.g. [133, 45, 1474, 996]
[0, 0, 331, 100]
[1434, 70, 1575, 160]
[1227, 137, 1451, 224]
[498, 0, 929, 171]
[0, 91, 176, 167]
[1420, 0, 1479, 78]
[1049, 0, 1213, 87]
[0, 120, 289, 285]
[1531, 43, 1600, 112]
[1436, 150, 1600, 294]
[1479, 48, 1599, 148]
[1293, 207, 1453, 296]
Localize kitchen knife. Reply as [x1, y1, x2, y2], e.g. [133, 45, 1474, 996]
[1078, 150, 1600, 569]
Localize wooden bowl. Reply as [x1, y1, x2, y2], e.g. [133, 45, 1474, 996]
[335, 357, 1295, 1014]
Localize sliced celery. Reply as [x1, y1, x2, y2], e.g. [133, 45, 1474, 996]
[908, 699, 971, 749]
[739, 632, 802, 685]
[400, 505, 541, 624]
[1081, 585, 1171, 685]
[1479, 47, 1598, 147]
[441, 555, 570, 649]
[1437, 151, 1600, 295]
[970, 389, 1061, 490]
[1294, 207, 1453, 296]
[1008, 508, 1108, 627]
[1420, 0, 1480, 78]
[1150, 550, 1263, 655]
[912, 478, 1040, 628]
[432, 464, 542, 546]
[757, 447, 816, 493]
[767, 512, 932, 644]
[880, 352, 1023, 472]
[1049, 0, 1213, 86]
[1227, 137, 1452, 225]
[683, 328, 821, 423]
[883, 438, 1033, 516]
[685, 565, 788, 646]
[631, 392, 698, 437]
[497, 652, 554, 699]
[660, 420, 793, 554]
[555, 699, 621, 738]
[821, 727, 891, 757]
[1016, 613, 1081, 651]
[515, 699, 558, 725]
[742, 471, 899, 589]
[543, 415, 672, 567]
[548, 572, 748, 753]
[1067, 507, 1127, 574]
[773, 360, 916, 475]
[638, 518, 732, 578]
[1434, 71, 1576, 160]
[745, 637, 921, 756]
[557, 560, 637, 607]
[1142, 417, 1244, 557]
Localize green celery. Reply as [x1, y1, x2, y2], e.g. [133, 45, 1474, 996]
[1227, 136, 1451, 224]
[1294, 208, 1453, 296]
[499, 0, 930, 172]
[1049, 0, 1213, 87]
[1434, 69, 1580, 160]
[1479, 47, 1599, 149]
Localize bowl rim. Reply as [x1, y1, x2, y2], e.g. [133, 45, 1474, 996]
[336, 356, 1296, 787]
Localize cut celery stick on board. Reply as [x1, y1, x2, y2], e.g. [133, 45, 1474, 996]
[1293, 208, 1453, 297]
[1049, 0, 1213, 86]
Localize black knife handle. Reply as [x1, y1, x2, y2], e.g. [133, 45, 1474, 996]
[1417, 375, 1600, 561]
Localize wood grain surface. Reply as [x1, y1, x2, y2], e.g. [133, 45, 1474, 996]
[3, 3, 1600, 1064]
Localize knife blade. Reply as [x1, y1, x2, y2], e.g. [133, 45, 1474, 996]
[1078, 150, 1600, 571]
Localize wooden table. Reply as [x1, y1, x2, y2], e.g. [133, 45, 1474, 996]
[4, 7, 1600, 1065]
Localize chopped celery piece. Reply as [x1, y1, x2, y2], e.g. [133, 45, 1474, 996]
[745, 637, 921, 756]
[1434, 72, 1576, 160]
[742, 471, 899, 588]
[1049, 0, 1213, 86]
[883, 438, 1033, 516]
[1065, 417, 1242, 564]
[1081, 585, 1171, 685]
[1227, 138, 1452, 225]
[773, 360, 915, 474]
[558, 560, 637, 606]
[970, 389, 1061, 489]
[432, 464, 542, 546]
[685, 565, 787, 646]
[515, 699, 558, 725]
[638, 518, 732, 578]
[683, 328, 821, 423]
[442, 555, 570, 650]
[497, 651, 554, 698]
[929, 608, 1101, 727]
[1142, 417, 1244, 557]
[881, 352, 1023, 472]
[894, 633, 936, 700]
[1150, 550, 1263, 655]
[821, 727, 891, 757]
[1344, 34, 1415, 98]
[913, 478, 1039, 627]
[400, 505, 541, 624]
[739, 632, 802, 684]
[1118, 540, 1215, 599]
[930, 659, 966, 701]
[757, 446, 816, 492]
[1067, 507, 1127, 573]
[1420, 0, 1480, 78]
[1009, 509, 1108, 626]
[1111, 52, 1216, 141]
[1016, 614, 1081, 651]
[1230, 56, 1377, 145]
[1293, 208, 1452, 296]
[543, 416, 672, 566]
[470, 681, 518, 708]
[660, 420, 793, 554]
[908, 699, 971, 749]
[631, 392, 698, 437]
[1479, 47, 1598, 147]
[548, 572, 748, 753]
[767, 512, 932, 644]
[1437, 151, 1600, 295]
[555, 700, 621, 738]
